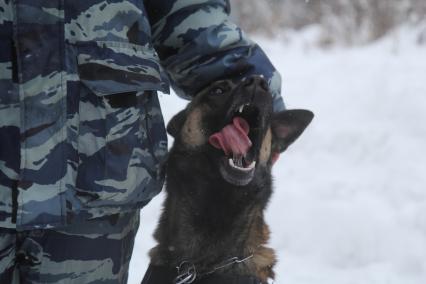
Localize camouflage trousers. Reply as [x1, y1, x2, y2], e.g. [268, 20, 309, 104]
[0, 211, 140, 284]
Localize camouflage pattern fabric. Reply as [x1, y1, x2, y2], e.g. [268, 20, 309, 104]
[0, 211, 139, 284]
[0, 0, 284, 231]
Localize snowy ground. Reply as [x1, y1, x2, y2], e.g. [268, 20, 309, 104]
[128, 28, 426, 284]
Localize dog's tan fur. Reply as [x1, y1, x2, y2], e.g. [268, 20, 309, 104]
[181, 107, 206, 147]
[259, 128, 272, 166]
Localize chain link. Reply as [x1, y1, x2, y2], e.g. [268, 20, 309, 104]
[204, 254, 254, 276]
[174, 261, 197, 284]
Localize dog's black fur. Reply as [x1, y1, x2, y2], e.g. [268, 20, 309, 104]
[142, 77, 313, 283]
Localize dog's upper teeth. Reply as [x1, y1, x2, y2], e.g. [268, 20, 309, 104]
[238, 104, 250, 114]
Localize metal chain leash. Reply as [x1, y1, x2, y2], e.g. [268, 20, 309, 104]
[173, 254, 254, 284]
[203, 254, 254, 276]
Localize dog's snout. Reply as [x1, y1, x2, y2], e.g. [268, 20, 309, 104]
[243, 76, 269, 91]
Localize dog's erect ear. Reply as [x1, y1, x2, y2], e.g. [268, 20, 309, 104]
[167, 110, 187, 138]
[271, 109, 314, 153]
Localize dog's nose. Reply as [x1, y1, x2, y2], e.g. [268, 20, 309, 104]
[243, 76, 269, 91]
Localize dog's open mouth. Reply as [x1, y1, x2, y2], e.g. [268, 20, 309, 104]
[208, 103, 261, 186]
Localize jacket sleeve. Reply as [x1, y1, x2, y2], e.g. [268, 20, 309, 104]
[144, 0, 285, 112]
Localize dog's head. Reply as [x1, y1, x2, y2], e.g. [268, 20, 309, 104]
[167, 76, 313, 186]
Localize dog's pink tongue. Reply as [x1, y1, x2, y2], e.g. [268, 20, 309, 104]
[209, 117, 252, 156]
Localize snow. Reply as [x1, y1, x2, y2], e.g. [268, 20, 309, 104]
[128, 27, 426, 284]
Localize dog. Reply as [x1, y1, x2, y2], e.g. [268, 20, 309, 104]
[141, 76, 313, 284]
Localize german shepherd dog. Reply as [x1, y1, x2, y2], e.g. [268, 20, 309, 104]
[142, 76, 313, 284]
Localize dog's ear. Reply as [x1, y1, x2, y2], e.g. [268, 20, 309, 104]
[167, 110, 187, 138]
[271, 109, 314, 153]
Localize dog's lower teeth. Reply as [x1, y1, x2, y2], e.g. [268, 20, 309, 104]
[237, 158, 243, 167]
[247, 161, 256, 169]
[228, 158, 256, 172]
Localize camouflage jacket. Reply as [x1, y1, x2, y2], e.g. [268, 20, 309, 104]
[0, 0, 284, 230]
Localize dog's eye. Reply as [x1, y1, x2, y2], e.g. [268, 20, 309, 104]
[211, 87, 225, 95]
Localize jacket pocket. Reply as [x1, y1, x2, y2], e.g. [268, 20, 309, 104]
[75, 42, 168, 208]
[77, 41, 169, 95]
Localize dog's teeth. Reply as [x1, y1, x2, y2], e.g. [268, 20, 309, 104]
[247, 161, 256, 169]
[238, 105, 244, 113]
[229, 158, 236, 167]
[228, 158, 255, 172]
